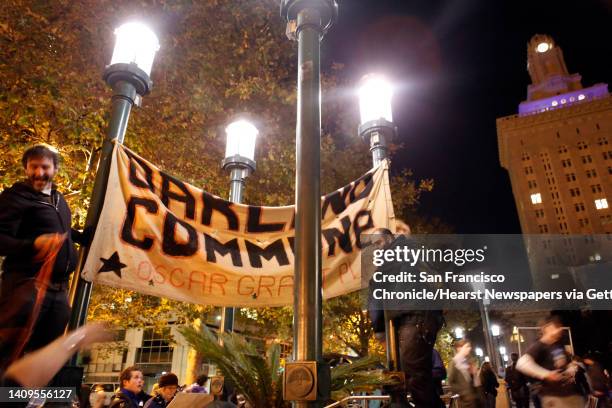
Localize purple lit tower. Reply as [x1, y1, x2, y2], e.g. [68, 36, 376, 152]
[497, 34, 611, 291]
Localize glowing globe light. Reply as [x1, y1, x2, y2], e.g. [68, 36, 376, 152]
[225, 120, 258, 161]
[110, 22, 160, 76]
[358, 74, 393, 124]
[536, 42, 550, 53]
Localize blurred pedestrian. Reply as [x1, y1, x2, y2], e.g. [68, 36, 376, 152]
[517, 315, 585, 408]
[448, 339, 483, 408]
[187, 373, 209, 393]
[505, 353, 530, 408]
[479, 362, 499, 408]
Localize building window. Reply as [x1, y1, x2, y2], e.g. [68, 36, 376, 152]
[535, 209, 545, 218]
[538, 224, 549, 233]
[521, 152, 530, 161]
[595, 199, 609, 210]
[581, 155, 592, 164]
[135, 328, 174, 365]
[531, 193, 542, 204]
[566, 173, 576, 182]
[569, 188, 581, 197]
[528, 180, 537, 189]
[561, 159, 572, 168]
[591, 184, 603, 193]
[586, 169, 598, 178]
[524, 166, 534, 175]
[603, 151, 612, 160]
[579, 219, 590, 227]
[598, 137, 608, 146]
[577, 141, 587, 150]
[575, 203, 586, 212]
[596, 123, 600, 131]
[558, 145, 568, 154]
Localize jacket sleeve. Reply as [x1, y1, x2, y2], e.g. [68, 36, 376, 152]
[0, 190, 33, 256]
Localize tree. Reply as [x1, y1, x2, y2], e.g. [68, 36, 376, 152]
[0, 0, 435, 360]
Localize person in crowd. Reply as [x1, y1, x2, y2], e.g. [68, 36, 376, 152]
[517, 315, 586, 408]
[432, 348, 447, 407]
[505, 352, 530, 408]
[187, 373, 209, 393]
[368, 227, 444, 407]
[448, 339, 483, 408]
[583, 352, 610, 407]
[144, 373, 179, 408]
[205, 381, 238, 408]
[90, 383, 107, 408]
[479, 361, 499, 408]
[0, 144, 90, 370]
[110, 366, 146, 408]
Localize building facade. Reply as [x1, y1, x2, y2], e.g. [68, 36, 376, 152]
[497, 34, 611, 291]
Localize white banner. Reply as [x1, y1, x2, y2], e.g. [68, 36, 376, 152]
[82, 143, 395, 306]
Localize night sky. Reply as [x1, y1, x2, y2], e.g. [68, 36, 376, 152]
[323, 0, 612, 234]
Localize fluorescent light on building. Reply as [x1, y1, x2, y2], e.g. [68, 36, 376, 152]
[531, 193, 542, 204]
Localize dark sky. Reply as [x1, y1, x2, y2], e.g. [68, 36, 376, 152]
[323, 0, 612, 233]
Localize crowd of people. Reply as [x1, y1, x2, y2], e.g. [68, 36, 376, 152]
[444, 316, 611, 408]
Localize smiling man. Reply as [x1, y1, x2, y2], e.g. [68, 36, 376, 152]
[0, 144, 89, 369]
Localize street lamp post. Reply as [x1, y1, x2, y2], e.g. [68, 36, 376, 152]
[358, 74, 397, 168]
[281, 0, 337, 406]
[68, 22, 160, 343]
[358, 74, 400, 373]
[220, 119, 258, 333]
[491, 324, 504, 374]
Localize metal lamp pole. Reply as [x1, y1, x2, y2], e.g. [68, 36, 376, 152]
[280, 0, 337, 406]
[358, 74, 398, 371]
[68, 23, 160, 342]
[220, 119, 258, 333]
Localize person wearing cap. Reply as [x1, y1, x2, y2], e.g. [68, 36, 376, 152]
[144, 372, 179, 408]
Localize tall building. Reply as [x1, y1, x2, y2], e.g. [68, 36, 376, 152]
[497, 34, 611, 238]
[497, 34, 611, 291]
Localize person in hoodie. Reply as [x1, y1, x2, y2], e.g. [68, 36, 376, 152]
[0, 144, 89, 369]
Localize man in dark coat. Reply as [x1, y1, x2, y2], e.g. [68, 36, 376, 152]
[367, 228, 444, 407]
[0, 145, 89, 369]
[506, 353, 530, 408]
[110, 366, 146, 408]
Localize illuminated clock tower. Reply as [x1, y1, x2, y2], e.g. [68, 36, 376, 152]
[497, 34, 611, 288]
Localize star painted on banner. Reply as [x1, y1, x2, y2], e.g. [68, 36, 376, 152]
[98, 252, 127, 278]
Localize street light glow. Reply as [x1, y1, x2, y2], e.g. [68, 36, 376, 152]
[225, 120, 258, 161]
[491, 324, 501, 337]
[536, 42, 550, 53]
[499, 346, 506, 355]
[358, 74, 393, 124]
[503, 354, 509, 362]
[454, 327, 464, 339]
[110, 22, 160, 76]
[475, 347, 484, 357]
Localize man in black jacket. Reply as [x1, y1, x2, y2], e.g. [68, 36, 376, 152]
[0, 144, 88, 369]
[367, 228, 444, 407]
